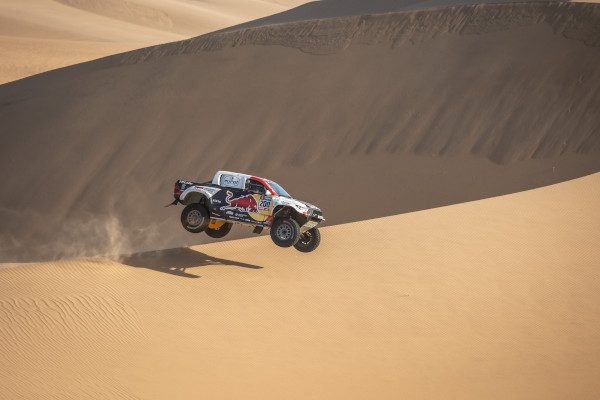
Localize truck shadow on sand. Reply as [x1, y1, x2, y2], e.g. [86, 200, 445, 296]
[120, 247, 263, 278]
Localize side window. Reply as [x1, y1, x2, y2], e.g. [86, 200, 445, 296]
[247, 179, 266, 195]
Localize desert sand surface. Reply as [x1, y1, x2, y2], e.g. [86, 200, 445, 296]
[1, 172, 599, 399]
[0, 0, 307, 84]
[1, 1, 599, 261]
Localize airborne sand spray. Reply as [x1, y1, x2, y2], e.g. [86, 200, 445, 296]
[0, 211, 162, 262]
[50, 214, 163, 261]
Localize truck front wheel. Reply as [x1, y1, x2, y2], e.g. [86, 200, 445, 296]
[270, 218, 300, 247]
[181, 204, 209, 233]
[294, 227, 321, 253]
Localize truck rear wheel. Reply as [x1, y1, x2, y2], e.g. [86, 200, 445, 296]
[205, 222, 233, 238]
[270, 218, 300, 247]
[294, 227, 321, 253]
[181, 204, 209, 233]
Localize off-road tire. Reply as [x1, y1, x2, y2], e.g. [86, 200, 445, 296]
[205, 222, 233, 238]
[181, 204, 210, 233]
[293, 227, 321, 253]
[270, 218, 301, 247]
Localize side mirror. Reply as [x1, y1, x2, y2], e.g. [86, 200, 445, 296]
[265, 190, 272, 196]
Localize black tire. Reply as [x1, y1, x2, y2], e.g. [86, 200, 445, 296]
[181, 203, 209, 233]
[294, 227, 321, 253]
[270, 218, 301, 247]
[205, 222, 233, 238]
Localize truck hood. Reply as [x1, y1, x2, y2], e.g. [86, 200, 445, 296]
[276, 197, 320, 213]
[300, 200, 320, 211]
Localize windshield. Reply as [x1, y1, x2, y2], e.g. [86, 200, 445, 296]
[267, 180, 291, 198]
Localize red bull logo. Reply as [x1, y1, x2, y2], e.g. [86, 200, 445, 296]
[224, 191, 259, 213]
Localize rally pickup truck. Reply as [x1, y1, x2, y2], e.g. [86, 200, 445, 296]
[169, 171, 324, 252]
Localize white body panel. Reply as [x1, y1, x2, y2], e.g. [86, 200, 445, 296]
[211, 171, 250, 189]
[272, 196, 309, 215]
[179, 185, 219, 203]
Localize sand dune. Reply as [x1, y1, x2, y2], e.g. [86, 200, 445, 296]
[1, 1, 599, 262]
[0, 0, 307, 83]
[1, 173, 598, 399]
[220, 0, 561, 32]
[2, 1, 598, 397]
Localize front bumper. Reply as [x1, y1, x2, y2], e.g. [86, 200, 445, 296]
[308, 208, 324, 222]
[301, 209, 324, 232]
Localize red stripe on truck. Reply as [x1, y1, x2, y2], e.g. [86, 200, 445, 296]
[250, 176, 278, 196]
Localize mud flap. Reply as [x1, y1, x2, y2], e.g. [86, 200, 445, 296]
[165, 198, 179, 207]
[208, 219, 226, 229]
[300, 221, 318, 233]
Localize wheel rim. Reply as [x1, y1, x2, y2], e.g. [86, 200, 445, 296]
[299, 231, 312, 245]
[276, 223, 293, 240]
[187, 210, 203, 227]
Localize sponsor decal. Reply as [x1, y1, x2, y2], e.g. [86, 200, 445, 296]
[221, 191, 271, 222]
[221, 174, 242, 188]
[223, 191, 259, 213]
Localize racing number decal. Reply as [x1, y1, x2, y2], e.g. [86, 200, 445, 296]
[259, 197, 272, 213]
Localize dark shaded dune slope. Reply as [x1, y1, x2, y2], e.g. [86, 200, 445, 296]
[1, 2, 599, 261]
[219, 0, 562, 33]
